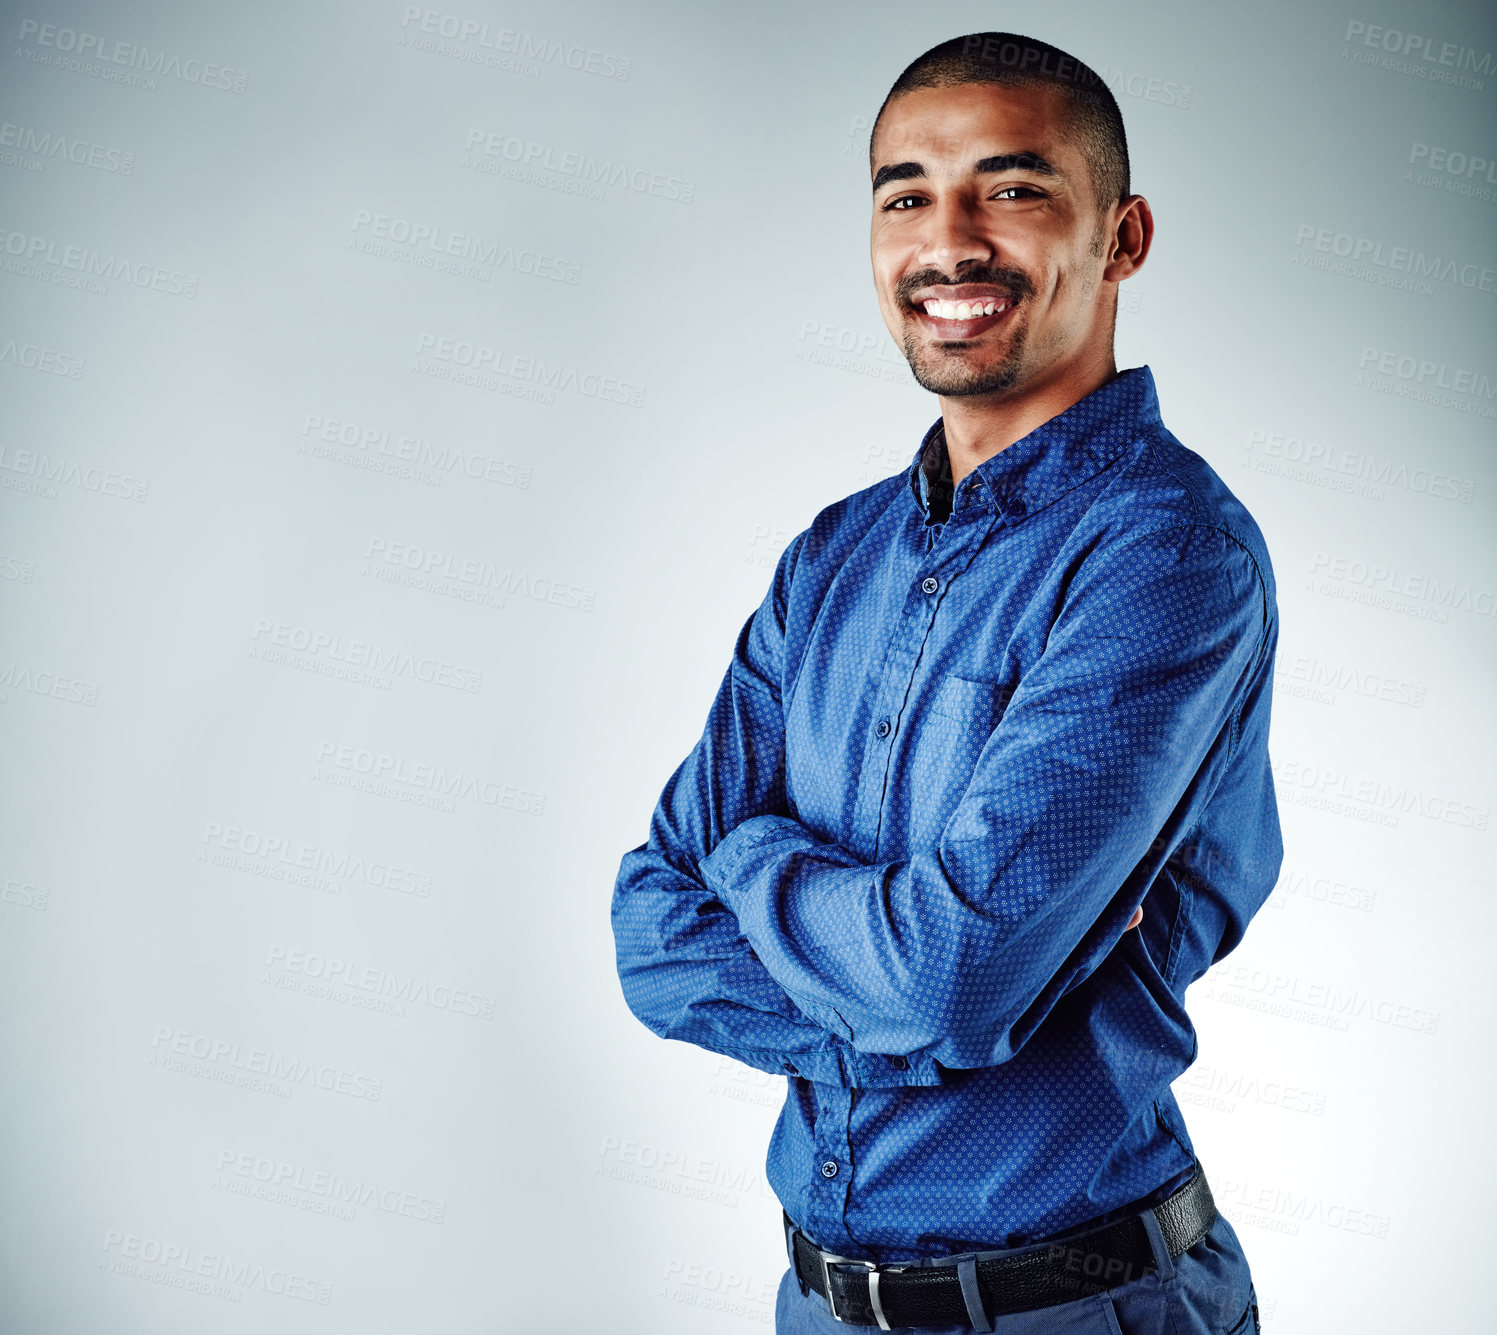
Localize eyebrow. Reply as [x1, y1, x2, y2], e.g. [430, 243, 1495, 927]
[871, 151, 1060, 193]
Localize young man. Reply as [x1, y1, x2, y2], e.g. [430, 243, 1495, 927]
[612, 32, 1278, 1335]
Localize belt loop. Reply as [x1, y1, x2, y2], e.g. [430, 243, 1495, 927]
[955, 1256, 992, 1332]
[784, 1214, 810, 1297]
[1139, 1208, 1175, 1284]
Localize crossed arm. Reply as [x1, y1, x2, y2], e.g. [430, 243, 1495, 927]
[611, 521, 1266, 1082]
[611, 532, 930, 1088]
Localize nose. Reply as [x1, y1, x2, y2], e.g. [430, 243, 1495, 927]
[916, 195, 994, 275]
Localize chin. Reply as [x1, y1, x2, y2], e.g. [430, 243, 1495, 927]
[910, 355, 1024, 398]
[905, 323, 1030, 397]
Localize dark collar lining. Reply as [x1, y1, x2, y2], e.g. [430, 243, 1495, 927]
[905, 367, 1162, 527]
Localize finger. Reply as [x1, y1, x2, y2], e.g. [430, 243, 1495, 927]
[1125, 906, 1143, 931]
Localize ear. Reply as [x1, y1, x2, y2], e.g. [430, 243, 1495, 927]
[1102, 194, 1153, 282]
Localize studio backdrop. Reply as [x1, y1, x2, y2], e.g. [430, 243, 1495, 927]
[1, 1, 1493, 1331]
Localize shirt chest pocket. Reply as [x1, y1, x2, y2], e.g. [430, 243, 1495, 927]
[896, 675, 1010, 847]
[927, 674, 1009, 728]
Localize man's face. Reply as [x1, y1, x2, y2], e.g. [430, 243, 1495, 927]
[870, 82, 1115, 399]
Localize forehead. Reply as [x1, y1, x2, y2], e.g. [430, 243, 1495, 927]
[872, 82, 1077, 175]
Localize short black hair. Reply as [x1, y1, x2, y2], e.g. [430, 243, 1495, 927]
[871, 32, 1130, 210]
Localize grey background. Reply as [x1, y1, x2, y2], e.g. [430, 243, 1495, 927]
[1, 0, 1493, 1330]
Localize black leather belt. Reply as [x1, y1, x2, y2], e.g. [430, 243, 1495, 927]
[786, 1169, 1216, 1329]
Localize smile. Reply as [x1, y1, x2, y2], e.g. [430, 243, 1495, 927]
[904, 282, 1021, 339]
[912, 297, 1016, 339]
[920, 298, 1010, 319]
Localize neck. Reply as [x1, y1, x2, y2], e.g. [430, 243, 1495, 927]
[938, 349, 1119, 488]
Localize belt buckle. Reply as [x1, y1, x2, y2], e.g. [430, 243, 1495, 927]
[817, 1249, 885, 1328]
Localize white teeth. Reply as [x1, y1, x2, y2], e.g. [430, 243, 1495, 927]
[922, 297, 1009, 320]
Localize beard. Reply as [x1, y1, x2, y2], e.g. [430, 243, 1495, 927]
[901, 320, 1030, 397]
[892, 262, 1036, 398]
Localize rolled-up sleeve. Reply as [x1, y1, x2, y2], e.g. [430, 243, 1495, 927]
[698, 522, 1270, 1070]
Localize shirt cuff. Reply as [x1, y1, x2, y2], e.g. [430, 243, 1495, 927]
[701, 817, 945, 1089]
[744, 1043, 944, 1089]
[842, 1048, 945, 1088]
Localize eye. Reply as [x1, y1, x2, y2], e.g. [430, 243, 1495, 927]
[992, 185, 1044, 201]
[882, 193, 927, 211]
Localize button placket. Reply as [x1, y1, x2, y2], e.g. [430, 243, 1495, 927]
[809, 1086, 857, 1249]
[870, 507, 1002, 858]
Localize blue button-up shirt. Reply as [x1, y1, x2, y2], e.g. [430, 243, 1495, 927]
[611, 366, 1282, 1262]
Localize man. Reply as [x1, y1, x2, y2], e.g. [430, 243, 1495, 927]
[612, 31, 1279, 1335]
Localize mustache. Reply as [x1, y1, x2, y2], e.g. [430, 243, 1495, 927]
[895, 265, 1035, 306]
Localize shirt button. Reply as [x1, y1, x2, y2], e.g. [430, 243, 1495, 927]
[820, 1160, 839, 1179]
[921, 576, 939, 594]
[889, 1055, 908, 1070]
[875, 719, 891, 738]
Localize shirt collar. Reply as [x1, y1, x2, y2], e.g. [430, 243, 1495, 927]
[907, 365, 1162, 524]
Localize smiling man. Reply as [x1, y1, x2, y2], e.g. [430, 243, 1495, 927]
[612, 31, 1279, 1335]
